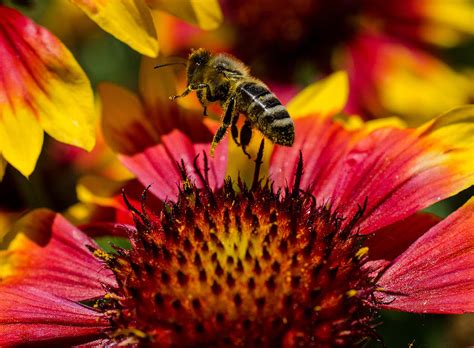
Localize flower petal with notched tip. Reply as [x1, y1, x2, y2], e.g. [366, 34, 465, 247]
[0, 6, 95, 177]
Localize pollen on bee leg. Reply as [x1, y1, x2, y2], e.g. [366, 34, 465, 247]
[169, 86, 192, 100]
[210, 142, 217, 157]
[210, 132, 226, 158]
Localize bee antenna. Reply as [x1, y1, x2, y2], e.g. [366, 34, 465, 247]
[154, 62, 187, 69]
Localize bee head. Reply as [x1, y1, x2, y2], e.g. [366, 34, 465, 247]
[187, 48, 211, 83]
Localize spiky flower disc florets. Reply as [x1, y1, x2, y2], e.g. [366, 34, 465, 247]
[90, 149, 378, 347]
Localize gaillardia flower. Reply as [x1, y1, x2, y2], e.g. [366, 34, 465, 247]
[1, 73, 473, 346]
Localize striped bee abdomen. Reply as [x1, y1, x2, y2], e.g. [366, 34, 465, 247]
[238, 82, 282, 120]
[237, 82, 294, 146]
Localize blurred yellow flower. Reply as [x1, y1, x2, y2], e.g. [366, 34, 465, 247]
[68, 0, 223, 57]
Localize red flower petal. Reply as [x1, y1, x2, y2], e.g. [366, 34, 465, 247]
[0, 285, 106, 346]
[120, 124, 228, 202]
[269, 116, 354, 206]
[366, 212, 440, 262]
[1, 210, 115, 300]
[376, 198, 474, 314]
[270, 109, 473, 234]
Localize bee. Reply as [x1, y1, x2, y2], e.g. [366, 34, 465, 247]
[165, 48, 295, 157]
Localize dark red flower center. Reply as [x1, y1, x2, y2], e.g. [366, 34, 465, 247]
[90, 152, 378, 347]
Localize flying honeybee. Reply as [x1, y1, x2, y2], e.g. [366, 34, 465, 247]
[157, 48, 295, 157]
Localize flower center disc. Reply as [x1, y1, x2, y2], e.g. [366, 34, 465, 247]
[95, 162, 375, 347]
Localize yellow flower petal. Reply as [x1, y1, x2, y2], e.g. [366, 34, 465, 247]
[99, 83, 159, 155]
[76, 175, 125, 209]
[336, 113, 423, 141]
[0, 157, 6, 182]
[421, 0, 474, 46]
[35, 61, 96, 152]
[0, 210, 19, 243]
[70, 0, 158, 57]
[335, 114, 407, 132]
[148, 0, 223, 30]
[0, 7, 95, 176]
[287, 71, 349, 119]
[64, 202, 97, 225]
[0, 209, 55, 278]
[378, 44, 473, 125]
[0, 108, 43, 177]
[417, 105, 474, 179]
[226, 131, 270, 186]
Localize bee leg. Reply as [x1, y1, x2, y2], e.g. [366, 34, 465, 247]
[169, 86, 192, 100]
[240, 120, 252, 159]
[231, 113, 240, 146]
[170, 83, 209, 100]
[211, 97, 235, 156]
[197, 90, 208, 116]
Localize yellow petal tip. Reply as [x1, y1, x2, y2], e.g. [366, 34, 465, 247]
[287, 71, 349, 119]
